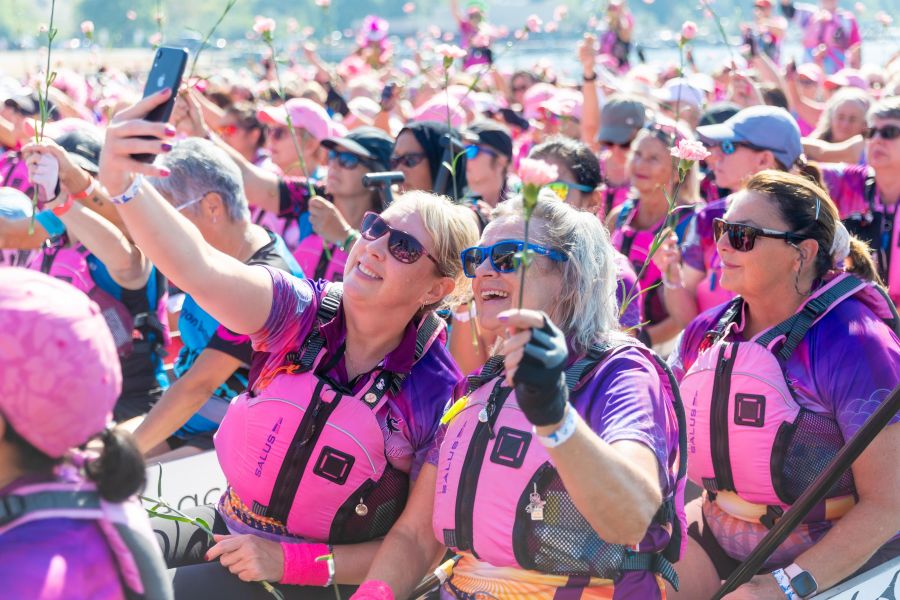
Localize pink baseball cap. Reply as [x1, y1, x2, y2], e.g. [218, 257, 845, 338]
[258, 98, 334, 142]
[522, 83, 557, 120]
[539, 88, 584, 121]
[796, 63, 824, 84]
[0, 268, 121, 458]
[412, 95, 467, 128]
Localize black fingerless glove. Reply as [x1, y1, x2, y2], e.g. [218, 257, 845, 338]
[512, 314, 570, 426]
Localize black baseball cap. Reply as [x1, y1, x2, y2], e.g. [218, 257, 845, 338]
[54, 128, 103, 174]
[322, 126, 395, 171]
[4, 93, 39, 117]
[464, 120, 513, 160]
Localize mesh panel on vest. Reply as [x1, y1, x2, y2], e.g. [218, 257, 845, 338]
[512, 465, 626, 578]
[329, 463, 409, 544]
[777, 409, 855, 504]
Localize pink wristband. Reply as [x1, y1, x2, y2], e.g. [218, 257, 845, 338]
[350, 580, 395, 600]
[279, 542, 332, 586]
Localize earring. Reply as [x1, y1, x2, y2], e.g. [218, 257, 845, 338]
[793, 260, 812, 297]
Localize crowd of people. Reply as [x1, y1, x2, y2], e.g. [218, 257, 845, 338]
[1, 0, 899, 598]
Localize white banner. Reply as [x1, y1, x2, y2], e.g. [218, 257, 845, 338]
[142, 451, 227, 512]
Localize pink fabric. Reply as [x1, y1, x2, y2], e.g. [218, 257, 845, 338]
[0, 268, 120, 458]
[350, 580, 395, 600]
[259, 99, 335, 142]
[279, 542, 331, 586]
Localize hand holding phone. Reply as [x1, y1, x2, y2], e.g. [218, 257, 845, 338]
[133, 47, 188, 163]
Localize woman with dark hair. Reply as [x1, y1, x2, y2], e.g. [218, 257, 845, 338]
[669, 170, 900, 599]
[392, 120, 468, 200]
[0, 268, 170, 600]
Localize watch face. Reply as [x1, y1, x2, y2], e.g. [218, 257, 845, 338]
[792, 571, 818, 597]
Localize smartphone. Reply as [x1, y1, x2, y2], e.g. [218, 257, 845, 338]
[380, 82, 397, 106]
[134, 46, 188, 163]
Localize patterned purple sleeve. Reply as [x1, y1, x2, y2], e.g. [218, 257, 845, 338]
[277, 178, 325, 219]
[821, 163, 870, 218]
[250, 267, 316, 354]
[807, 300, 900, 439]
[681, 199, 728, 272]
[576, 347, 678, 492]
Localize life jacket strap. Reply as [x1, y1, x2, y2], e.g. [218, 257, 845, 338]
[621, 550, 680, 590]
[0, 489, 101, 529]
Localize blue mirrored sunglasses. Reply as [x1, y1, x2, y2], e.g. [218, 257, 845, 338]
[460, 240, 568, 278]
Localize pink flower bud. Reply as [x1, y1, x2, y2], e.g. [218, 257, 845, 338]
[681, 21, 698, 41]
[81, 21, 94, 35]
[403, 2, 416, 13]
[253, 16, 277, 36]
[526, 15, 543, 33]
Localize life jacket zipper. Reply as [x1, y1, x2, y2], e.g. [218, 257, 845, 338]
[453, 379, 511, 557]
[710, 345, 737, 492]
[267, 379, 341, 523]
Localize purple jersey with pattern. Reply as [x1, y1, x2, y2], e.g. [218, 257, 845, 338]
[249, 267, 462, 480]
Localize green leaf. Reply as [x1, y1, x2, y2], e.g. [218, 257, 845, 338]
[194, 517, 213, 535]
[442, 161, 455, 176]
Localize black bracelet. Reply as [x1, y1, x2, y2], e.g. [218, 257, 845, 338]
[583, 71, 598, 82]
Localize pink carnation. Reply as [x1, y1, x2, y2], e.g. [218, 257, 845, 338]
[435, 43, 467, 60]
[545, 21, 559, 33]
[853, 2, 865, 13]
[526, 15, 543, 33]
[519, 158, 559, 187]
[670, 139, 710, 162]
[876, 10, 892, 26]
[253, 16, 277, 36]
[554, 5, 568, 21]
[80, 21, 94, 35]
[126, 10, 137, 20]
[148, 32, 162, 47]
[681, 21, 698, 41]
[314, 0, 331, 7]
[403, 2, 416, 14]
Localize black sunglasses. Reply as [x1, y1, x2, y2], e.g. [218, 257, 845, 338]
[389, 152, 427, 169]
[360, 212, 440, 269]
[713, 218, 805, 252]
[601, 140, 632, 150]
[864, 125, 900, 141]
[327, 149, 368, 170]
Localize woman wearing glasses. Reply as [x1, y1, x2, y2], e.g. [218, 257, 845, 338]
[351, 190, 685, 600]
[654, 106, 811, 333]
[819, 97, 900, 305]
[668, 170, 900, 600]
[606, 118, 700, 351]
[391, 121, 469, 200]
[99, 90, 480, 599]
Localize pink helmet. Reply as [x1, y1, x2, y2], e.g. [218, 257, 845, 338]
[0, 268, 121, 458]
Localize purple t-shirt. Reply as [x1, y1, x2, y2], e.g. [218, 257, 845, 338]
[615, 251, 643, 331]
[249, 267, 463, 480]
[431, 341, 683, 599]
[0, 478, 125, 600]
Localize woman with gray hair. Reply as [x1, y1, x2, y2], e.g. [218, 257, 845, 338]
[350, 190, 686, 600]
[124, 137, 304, 461]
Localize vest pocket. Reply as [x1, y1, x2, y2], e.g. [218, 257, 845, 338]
[771, 409, 854, 505]
[328, 463, 409, 544]
[512, 462, 626, 578]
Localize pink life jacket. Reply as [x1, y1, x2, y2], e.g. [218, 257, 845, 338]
[696, 253, 736, 313]
[29, 242, 168, 360]
[432, 340, 688, 589]
[293, 233, 347, 282]
[610, 200, 663, 293]
[215, 284, 444, 543]
[0, 480, 173, 600]
[0, 151, 34, 196]
[680, 273, 900, 528]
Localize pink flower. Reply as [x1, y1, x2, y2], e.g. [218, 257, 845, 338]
[435, 43, 467, 60]
[554, 5, 568, 21]
[471, 31, 492, 47]
[254, 16, 277, 35]
[428, 25, 441, 38]
[853, 2, 865, 13]
[519, 158, 559, 187]
[587, 16, 598, 29]
[876, 10, 892, 26]
[126, 10, 137, 20]
[442, 31, 455, 41]
[80, 20, 94, 35]
[525, 14, 543, 33]
[681, 21, 698, 41]
[514, 29, 527, 40]
[670, 139, 710, 162]
[403, 2, 416, 13]
[496, 25, 510, 38]
[287, 18, 299, 33]
[545, 21, 559, 33]
[149, 32, 162, 47]
[315, 0, 331, 7]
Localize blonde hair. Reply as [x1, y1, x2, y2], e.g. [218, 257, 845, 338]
[383, 191, 480, 313]
[491, 190, 620, 353]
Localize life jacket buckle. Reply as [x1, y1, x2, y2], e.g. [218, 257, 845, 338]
[760, 504, 784, 529]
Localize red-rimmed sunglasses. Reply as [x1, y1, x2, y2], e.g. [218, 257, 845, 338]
[360, 212, 441, 270]
[713, 218, 805, 252]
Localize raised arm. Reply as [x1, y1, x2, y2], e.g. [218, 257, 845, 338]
[578, 34, 601, 145]
[98, 89, 272, 335]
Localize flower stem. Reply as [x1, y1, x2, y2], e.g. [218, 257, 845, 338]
[187, 0, 237, 84]
[518, 216, 530, 308]
[29, 0, 56, 234]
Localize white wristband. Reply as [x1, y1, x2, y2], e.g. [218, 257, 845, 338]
[772, 568, 799, 600]
[109, 175, 144, 205]
[536, 404, 578, 448]
[324, 554, 335, 587]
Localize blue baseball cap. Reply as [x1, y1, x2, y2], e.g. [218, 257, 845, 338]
[696, 105, 803, 169]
